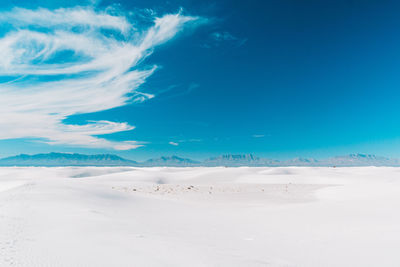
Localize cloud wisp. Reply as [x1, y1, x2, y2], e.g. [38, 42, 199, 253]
[201, 31, 247, 49]
[0, 6, 198, 150]
[169, 141, 179, 146]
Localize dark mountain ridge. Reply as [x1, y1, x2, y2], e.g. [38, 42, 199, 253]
[0, 152, 136, 167]
[0, 152, 399, 167]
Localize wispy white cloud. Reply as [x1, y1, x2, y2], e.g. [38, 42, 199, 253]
[202, 31, 247, 48]
[0, 6, 199, 150]
[154, 82, 200, 101]
[211, 31, 237, 42]
[252, 135, 265, 138]
[0, 7, 131, 33]
[169, 141, 179, 146]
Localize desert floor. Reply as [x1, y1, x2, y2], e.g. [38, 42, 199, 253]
[1, 167, 400, 267]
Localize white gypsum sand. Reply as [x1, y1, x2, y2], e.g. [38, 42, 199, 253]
[0, 167, 400, 267]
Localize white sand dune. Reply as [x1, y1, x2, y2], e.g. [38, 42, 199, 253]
[0, 167, 400, 266]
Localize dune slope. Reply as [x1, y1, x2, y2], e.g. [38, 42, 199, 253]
[0, 167, 399, 267]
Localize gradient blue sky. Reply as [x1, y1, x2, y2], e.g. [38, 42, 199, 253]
[1, 0, 400, 160]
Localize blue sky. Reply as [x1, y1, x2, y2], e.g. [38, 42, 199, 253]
[1, 0, 400, 160]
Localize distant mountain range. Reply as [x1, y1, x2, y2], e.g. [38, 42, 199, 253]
[0, 153, 137, 167]
[144, 156, 200, 167]
[0, 152, 400, 167]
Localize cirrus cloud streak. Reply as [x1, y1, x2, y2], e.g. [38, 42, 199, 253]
[0, 6, 198, 150]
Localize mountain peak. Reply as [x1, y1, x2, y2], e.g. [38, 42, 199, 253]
[145, 156, 200, 166]
[0, 153, 135, 167]
[208, 154, 260, 161]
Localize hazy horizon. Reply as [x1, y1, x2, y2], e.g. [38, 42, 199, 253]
[1, 151, 399, 164]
